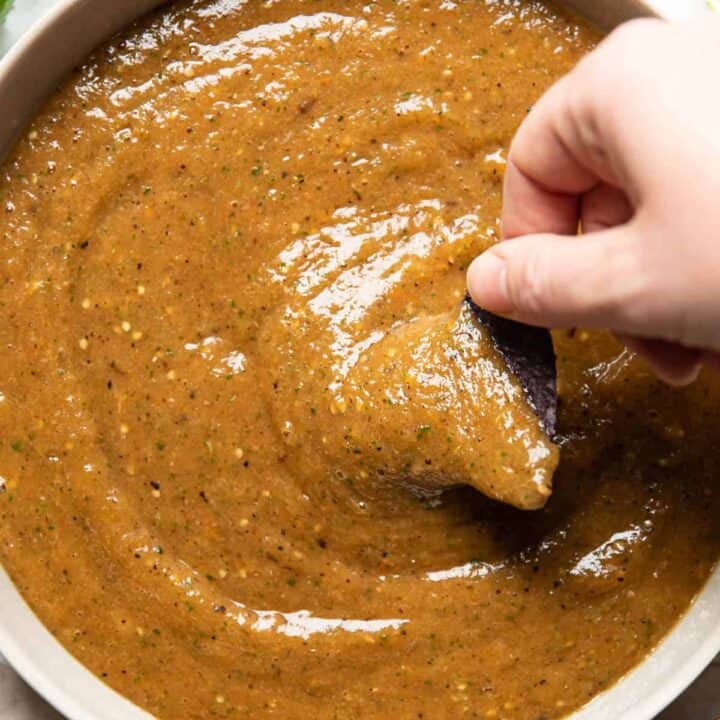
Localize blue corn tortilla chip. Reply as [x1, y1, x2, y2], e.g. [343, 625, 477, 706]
[465, 295, 557, 439]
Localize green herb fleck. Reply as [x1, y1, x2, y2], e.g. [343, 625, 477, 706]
[416, 424, 432, 440]
[0, 1, 13, 23]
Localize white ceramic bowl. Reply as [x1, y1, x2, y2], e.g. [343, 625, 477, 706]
[0, 1, 716, 718]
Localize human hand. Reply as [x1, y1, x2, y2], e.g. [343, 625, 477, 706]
[466, 15, 720, 385]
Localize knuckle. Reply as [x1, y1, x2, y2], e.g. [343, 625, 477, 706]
[591, 241, 661, 330]
[507, 246, 551, 316]
[580, 19, 664, 96]
[603, 18, 664, 56]
[585, 243, 640, 310]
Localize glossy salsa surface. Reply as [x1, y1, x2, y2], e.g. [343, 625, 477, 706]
[0, 1, 719, 718]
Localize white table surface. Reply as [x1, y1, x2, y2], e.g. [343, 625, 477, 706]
[0, 1, 719, 718]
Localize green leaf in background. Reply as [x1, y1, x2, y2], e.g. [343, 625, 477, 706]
[708, 0, 720, 11]
[0, 0, 13, 23]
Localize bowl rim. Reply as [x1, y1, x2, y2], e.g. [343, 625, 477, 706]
[0, 1, 716, 719]
[0, 566, 151, 720]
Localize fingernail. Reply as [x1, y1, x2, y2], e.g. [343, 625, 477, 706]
[467, 252, 513, 314]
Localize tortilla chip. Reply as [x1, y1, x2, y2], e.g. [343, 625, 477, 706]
[466, 296, 557, 439]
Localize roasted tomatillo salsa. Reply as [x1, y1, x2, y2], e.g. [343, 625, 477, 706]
[0, 1, 718, 718]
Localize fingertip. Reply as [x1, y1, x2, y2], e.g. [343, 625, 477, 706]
[466, 251, 513, 315]
[659, 361, 702, 388]
[619, 335, 702, 387]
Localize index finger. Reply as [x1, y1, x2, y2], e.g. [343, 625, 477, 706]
[502, 54, 620, 240]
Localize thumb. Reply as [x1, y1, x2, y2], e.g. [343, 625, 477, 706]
[466, 226, 649, 332]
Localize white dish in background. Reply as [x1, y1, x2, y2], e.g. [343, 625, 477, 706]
[0, 1, 716, 719]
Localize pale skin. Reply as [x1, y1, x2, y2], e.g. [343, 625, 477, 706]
[467, 15, 720, 385]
